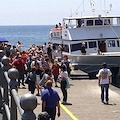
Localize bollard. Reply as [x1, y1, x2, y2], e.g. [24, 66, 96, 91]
[20, 93, 37, 120]
[8, 68, 19, 89]
[8, 68, 19, 120]
[1, 56, 9, 72]
[1, 56, 9, 105]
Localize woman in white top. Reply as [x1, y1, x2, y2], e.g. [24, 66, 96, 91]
[59, 64, 68, 104]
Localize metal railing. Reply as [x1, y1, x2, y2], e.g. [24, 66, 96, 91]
[0, 50, 37, 120]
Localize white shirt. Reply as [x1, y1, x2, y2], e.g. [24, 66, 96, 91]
[31, 61, 42, 68]
[59, 71, 68, 81]
[98, 68, 112, 84]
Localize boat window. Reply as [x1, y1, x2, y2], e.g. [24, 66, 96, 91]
[57, 32, 60, 36]
[86, 20, 93, 26]
[70, 43, 81, 52]
[104, 19, 111, 25]
[53, 44, 59, 49]
[95, 19, 103, 25]
[53, 32, 56, 37]
[89, 41, 97, 48]
[117, 40, 120, 47]
[117, 18, 120, 25]
[70, 42, 87, 52]
[108, 40, 115, 47]
[63, 44, 69, 53]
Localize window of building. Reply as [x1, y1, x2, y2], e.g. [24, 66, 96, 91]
[89, 41, 97, 48]
[108, 40, 115, 47]
[86, 20, 93, 26]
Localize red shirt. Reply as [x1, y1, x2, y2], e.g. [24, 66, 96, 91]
[52, 64, 59, 76]
[9, 58, 15, 69]
[13, 59, 25, 71]
[22, 54, 28, 64]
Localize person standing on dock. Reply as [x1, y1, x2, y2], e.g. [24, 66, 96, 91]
[13, 54, 25, 87]
[97, 62, 112, 104]
[59, 64, 68, 104]
[61, 55, 71, 77]
[41, 80, 60, 120]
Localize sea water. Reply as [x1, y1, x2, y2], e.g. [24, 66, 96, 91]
[0, 25, 54, 50]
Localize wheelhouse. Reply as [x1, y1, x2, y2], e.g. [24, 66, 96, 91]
[51, 15, 120, 55]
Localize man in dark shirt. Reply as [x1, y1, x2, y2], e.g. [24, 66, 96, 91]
[41, 80, 60, 120]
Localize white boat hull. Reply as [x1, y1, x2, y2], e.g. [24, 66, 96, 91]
[63, 53, 120, 77]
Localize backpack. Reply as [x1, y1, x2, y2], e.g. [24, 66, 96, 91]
[38, 112, 50, 120]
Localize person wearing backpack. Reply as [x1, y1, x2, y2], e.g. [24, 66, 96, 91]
[61, 55, 71, 76]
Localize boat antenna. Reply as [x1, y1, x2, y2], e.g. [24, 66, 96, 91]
[104, 0, 107, 15]
[90, 0, 95, 16]
[71, 0, 86, 16]
[110, 4, 112, 11]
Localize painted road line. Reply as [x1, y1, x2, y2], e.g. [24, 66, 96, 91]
[60, 102, 79, 120]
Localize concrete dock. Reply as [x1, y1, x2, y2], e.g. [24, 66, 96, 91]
[17, 78, 120, 120]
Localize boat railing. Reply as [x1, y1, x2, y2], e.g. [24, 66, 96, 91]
[0, 50, 37, 120]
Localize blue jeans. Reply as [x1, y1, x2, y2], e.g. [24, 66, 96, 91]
[101, 84, 109, 102]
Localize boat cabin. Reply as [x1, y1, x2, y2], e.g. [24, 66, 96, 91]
[51, 15, 120, 55]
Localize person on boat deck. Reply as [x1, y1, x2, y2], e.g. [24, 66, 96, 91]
[55, 24, 58, 28]
[97, 49, 102, 55]
[59, 23, 62, 28]
[65, 24, 68, 28]
[81, 42, 86, 55]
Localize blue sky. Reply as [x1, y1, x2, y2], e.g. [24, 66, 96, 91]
[0, 0, 119, 25]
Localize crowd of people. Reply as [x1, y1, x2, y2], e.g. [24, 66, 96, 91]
[0, 41, 72, 120]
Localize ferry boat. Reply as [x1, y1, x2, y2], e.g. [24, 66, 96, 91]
[50, 15, 120, 78]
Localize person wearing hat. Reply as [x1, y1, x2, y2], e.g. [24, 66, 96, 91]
[97, 62, 112, 104]
[41, 80, 60, 120]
